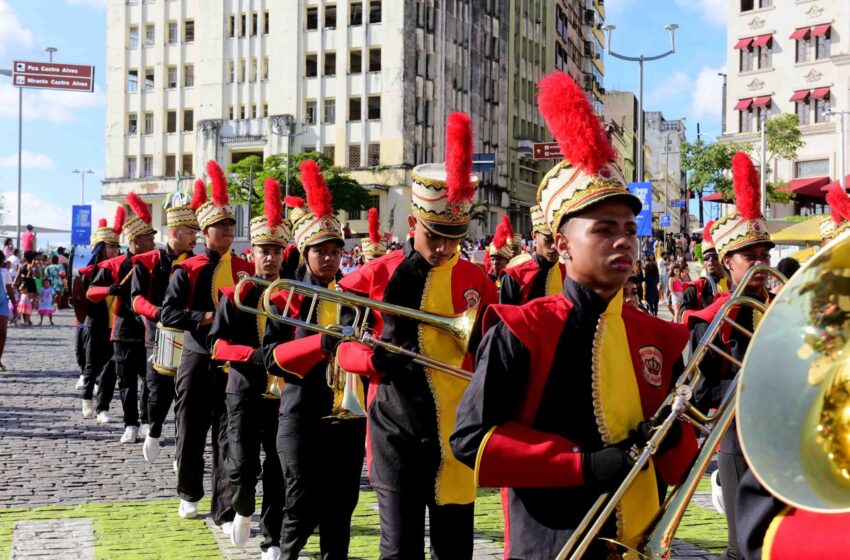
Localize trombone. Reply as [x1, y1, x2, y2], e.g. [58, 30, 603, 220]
[555, 264, 787, 560]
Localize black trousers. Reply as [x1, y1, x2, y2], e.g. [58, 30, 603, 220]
[225, 393, 283, 551]
[174, 348, 234, 526]
[375, 486, 474, 560]
[719, 450, 748, 560]
[277, 415, 366, 560]
[145, 351, 175, 439]
[113, 341, 149, 427]
[75, 324, 87, 372]
[82, 326, 116, 413]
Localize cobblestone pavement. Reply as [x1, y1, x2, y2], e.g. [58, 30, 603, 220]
[0, 310, 726, 559]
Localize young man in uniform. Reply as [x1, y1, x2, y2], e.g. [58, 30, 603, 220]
[485, 216, 513, 288]
[499, 204, 565, 305]
[361, 207, 387, 262]
[87, 194, 157, 444]
[131, 186, 199, 462]
[450, 72, 697, 560]
[334, 112, 498, 559]
[679, 220, 728, 324]
[209, 177, 288, 559]
[161, 160, 254, 525]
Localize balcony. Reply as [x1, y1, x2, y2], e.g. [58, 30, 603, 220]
[217, 118, 267, 144]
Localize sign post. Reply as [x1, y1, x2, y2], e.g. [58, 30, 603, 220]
[627, 182, 653, 237]
[71, 205, 93, 246]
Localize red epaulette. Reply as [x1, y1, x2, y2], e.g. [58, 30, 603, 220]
[685, 292, 732, 329]
[173, 253, 209, 273]
[78, 264, 94, 280]
[218, 279, 255, 306]
[97, 255, 126, 283]
[132, 249, 161, 272]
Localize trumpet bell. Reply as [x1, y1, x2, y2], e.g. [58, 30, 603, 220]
[738, 231, 850, 513]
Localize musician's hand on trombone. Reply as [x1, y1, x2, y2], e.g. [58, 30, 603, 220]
[107, 283, 123, 296]
[371, 344, 415, 375]
[582, 444, 637, 492]
[628, 405, 682, 454]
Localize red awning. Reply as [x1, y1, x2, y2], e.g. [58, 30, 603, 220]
[734, 37, 753, 50]
[753, 96, 773, 108]
[812, 24, 831, 37]
[701, 192, 726, 202]
[790, 28, 810, 40]
[790, 90, 810, 102]
[812, 87, 831, 99]
[752, 34, 773, 47]
[783, 176, 830, 198]
[820, 176, 850, 192]
[734, 98, 753, 111]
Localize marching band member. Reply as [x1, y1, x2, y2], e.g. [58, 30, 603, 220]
[334, 113, 498, 559]
[499, 204, 565, 305]
[87, 194, 156, 444]
[161, 160, 254, 525]
[484, 216, 513, 288]
[361, 207, 387, 262]
[209, 177, 288, 558]
[679, 221, 728, 324]
[77, 212, 123, 422]
[450, 72, 697, 560]
[131, 186, 199, 462]
[685, 152, 774, 560]
[262, 161, 365, 560]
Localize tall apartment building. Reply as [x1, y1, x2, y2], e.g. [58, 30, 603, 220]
[644, 112, 687, 233]
[723, 0, 850, 217]
[102, 0, 508, 242]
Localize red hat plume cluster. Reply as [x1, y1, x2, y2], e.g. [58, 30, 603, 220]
[126, 192, 152, 225]
[492, 219, 509, 250]
[205, 160, 230, 207]
[191, 178, 207, 211]
[702, 220, 715, 244]
[731, 151, 762, 220]
[113, 206, 126, 234]
[299, 160, 333, 218]
[826, 183, 850, 225]
[263, 177, 282, 228]
[445, 112, 476, 204]
[368, 208, 381, 243]
[285, 195, 305, 209]
[97, 218, 107, 228]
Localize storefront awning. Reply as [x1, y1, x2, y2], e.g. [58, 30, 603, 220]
[783, 176, 830, 198]
[733, 37, 753, 50]
[812, 87, 831, 99]
[812, 24, 831, 37]
[752, 96, 773, 108]
[790, 90, 810, 102]
[734, 98, 753, 111]
[752, 34, 773, 47]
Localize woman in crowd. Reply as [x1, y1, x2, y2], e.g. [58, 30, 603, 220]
[643, 254, 660, 316]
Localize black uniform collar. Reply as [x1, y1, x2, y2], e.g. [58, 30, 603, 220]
[204, 248, 223, 261]
[403, 238, 434, 273]
[533, 252, 556, 270]
[563, 276, 609, 319]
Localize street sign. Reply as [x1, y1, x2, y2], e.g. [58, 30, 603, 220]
[71, 205, 92, 246]
[13, 60, 95, 92]
[669, 199, 687, 208]
[532, 142, 562, 160]
[627, 182, 653, 237]
[472, 153, 496, 173]
[661, 214, 671, 228]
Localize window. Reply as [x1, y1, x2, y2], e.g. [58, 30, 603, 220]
[166, 111, 177, 133]
[145, 68, 154, 91]
[183, 109, 193, 131]
[145, 24, 155, 46]
[367, 143, 380, 166]
[350, 2, 363, 25]
[349, 97, 361, 120]
[228, 60, 235, 83]
[368, 48, 381, 72]
[795, 159, 829, 178]
[250, 104, 257, 119]
[323, 98, 335, 124]
[367, 96, 380, 119]
[325, 5, 337, 28]
[795, 100, 810, 126]
[184, 64, 194, 87]
[252, 12, 258, 35]
[306, 7, 319, 30]
[144, 112, 153, 134]
[182, 154, 193, 174]
[128, 70, 138, 92]
[815, 28, 831, 60]
[263, 10, 269, 34]
[369, 0, 382, 23]
[128, 113, 138, 135]
[263, 103, 268, 117]
[167, 66, 177, 88]
[127, 157, 137, 178]
[165, 154, 176, 177]
[250, 58, 257, 82]
[757, 39, 772, 69]
[814, 92, 830, 123]
[305, 54, 318, 77]
[740, 0, 753, 10]
[739, 44, 755, 72]
[240, 105, 246, 119]
[348, 144, 361, 167]
[306, 100, 318, 124]
[168, 22, 178, 44]
[262, 57, 269, 80]
[796, 35, 811, 63]
[349, 208, 362, 220]
[349, 49, 362, 73]
[228, 15, 236, 37]
[323, 145, 335, 163]
[228, 106, 234, 120]
[184, 20, 194, 42]
[143, 156, 153, 178]
[239, 60, 246, 83]
[739, 106, 754, 133]
[324, 52, 336, 76]
[240, 14, 246, 37]
[129, 26, 138, 49]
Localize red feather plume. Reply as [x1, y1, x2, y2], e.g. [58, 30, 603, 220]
[492, 222, 508, 250]
[126, 192, 151, 225]
[483, 248, 492, 274]
[445, 112, 475, 204]
[205, 160, 229, 207]
[97, 218, 107, 228]
[702, 220, 715, 244]
[191, 178, 207, 211]
[263, 177, 282, 229]
[368, 208, 381, 243]
[299, 160, 333, 218]
[500, 214, 515, 240]
[113, 206, 126, 234]
[731, 151, 762, 220]
[826, 183, 850, 225]
[537, 71, 615, 176]
[285, 195, 305, 209]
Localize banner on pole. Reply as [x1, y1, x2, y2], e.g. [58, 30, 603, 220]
[71, 205, 92, 246]
[627, 182, 653, 237]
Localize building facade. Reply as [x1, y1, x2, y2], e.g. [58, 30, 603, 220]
[644, 112, 687, 232]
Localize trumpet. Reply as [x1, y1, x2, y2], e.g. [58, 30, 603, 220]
[556, 264, 787, 560]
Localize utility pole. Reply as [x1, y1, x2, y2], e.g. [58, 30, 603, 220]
[73, 169, 94, 204]
[760, 112, 768, 217]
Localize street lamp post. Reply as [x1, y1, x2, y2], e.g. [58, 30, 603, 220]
[72, 169, 94, 204]
[270, 114, 299, 202]
[825, 109, 849, 191]
[717, 73, 727, 134]
[760, 112, 768, 217]
[601, 23, 679, 181]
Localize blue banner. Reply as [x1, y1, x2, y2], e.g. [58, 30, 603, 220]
[627, 182, 652, 237]
[71, 205, 92, 246]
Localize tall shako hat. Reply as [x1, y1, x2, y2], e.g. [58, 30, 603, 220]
[361, 207, 387, 260]
[709, 152, 773, 259]
[530, 204, 551, 236]
[123, 192, 157, 242]
[488, 215, 514, 261]
[410, 112, 479, 239]
[702, 220, 717, 254]
[289, 160, 344, 254]
[535, 72, 641, 233]
[822, 182, 850, 241]
[164, 184, 200, 230]
[250, 177, 291, 246]
[91, 207, 123, 246]
[195, 160, 236, 230]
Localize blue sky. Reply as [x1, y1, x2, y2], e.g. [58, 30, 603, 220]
[0, 0, 727, 246]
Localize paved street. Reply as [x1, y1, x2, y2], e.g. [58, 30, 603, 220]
[0, 309, 726, 559]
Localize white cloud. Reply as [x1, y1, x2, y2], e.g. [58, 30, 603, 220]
[0, 191, 106, 240]
[646, 71, 690, 110]
[691, 66, 725, 120]
[0, 0, 33, 58]
[66, 0, 108, 8]
[674, 0, 728, 26]
[0, 151, 55, 170]
[0, 83, 105, 123]
[604, 0, 636, 16]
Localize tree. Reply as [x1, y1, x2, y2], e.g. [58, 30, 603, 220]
[226, 151, 373, 217]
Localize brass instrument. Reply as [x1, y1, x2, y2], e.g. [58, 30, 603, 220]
[738, 231, 850, 513]
[556, 264, 787, 560]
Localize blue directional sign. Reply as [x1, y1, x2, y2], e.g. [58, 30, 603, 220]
[71, 205, 92, 246]
[472, 153, 496, 173]
[627, 182, 653, 237]
[670, 200, 687, 208]
[661, 214, 671, 228]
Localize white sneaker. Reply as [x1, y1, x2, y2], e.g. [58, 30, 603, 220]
[219, 521, 233, 537]
[120, 425, 139, 444]
[230, 513, 251, 547]
[261, 546, 281, 560]
[94, 383, 99, 393]
[711, 470, 725, 514]
[142, 436, 160, 462]
[96, 411, 114, 424]
[81, 399, 95, 419]
[138, 423, 150, 437]
[75, 375, 85, 390]
[178, 499, 198, 519]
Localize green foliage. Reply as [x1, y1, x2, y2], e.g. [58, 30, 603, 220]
[226, 152, 373, 217]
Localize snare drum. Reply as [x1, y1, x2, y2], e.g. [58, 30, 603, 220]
[152, 323, 184, 376]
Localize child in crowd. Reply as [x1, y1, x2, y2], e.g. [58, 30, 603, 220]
[38, 278, 55, 326]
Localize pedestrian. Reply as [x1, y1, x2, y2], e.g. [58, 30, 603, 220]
[0, 253, 12, 370]
[632, 258, 645, 303]
[644, 255, 660, 316]
[37, 278, 55, 326]
[15, 259, 36, 327]
[2, 238, 13, 258]
[44, 255, 64, 307]
[680, 223, 728, 325]
[21, 225, 36, 261]
[7, 249, 20, 280]
[668, 264, 683, 319]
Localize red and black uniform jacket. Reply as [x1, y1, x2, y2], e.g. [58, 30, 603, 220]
[499, 253, 566, 306]
[130, 247, 189, 348]
[160, 249, 255, 355]
[87, 253, 144, 343]
[208, 281, 269, 397]
[78, 264, 108, 331]
[450, 278, 697, 559]
[680, 277, 719, 324]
